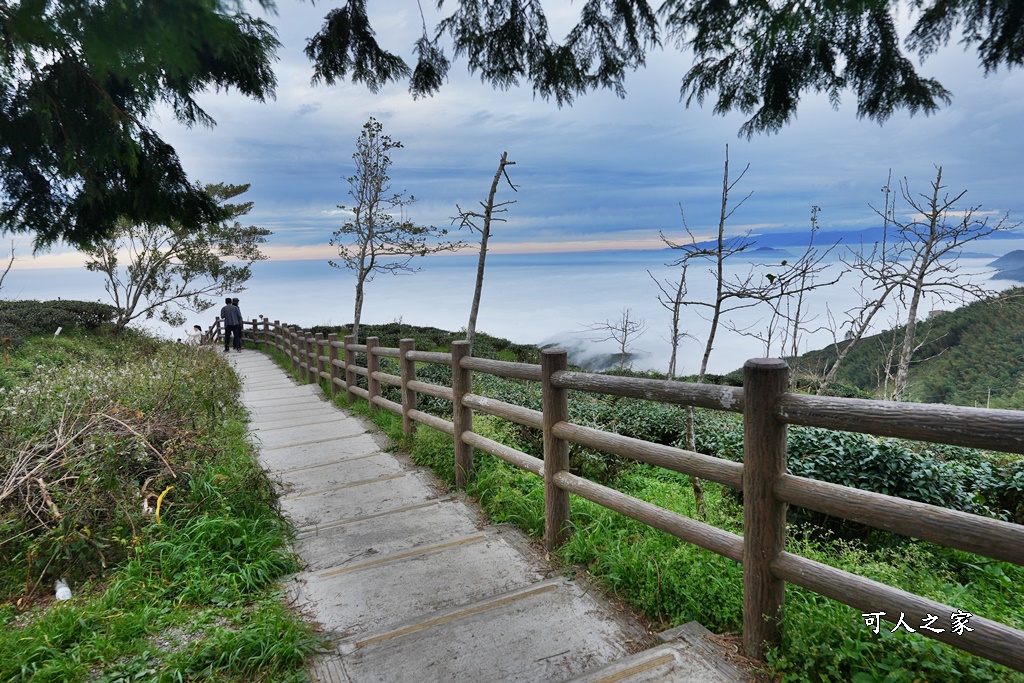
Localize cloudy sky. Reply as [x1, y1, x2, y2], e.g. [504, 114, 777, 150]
[10, 2, 1024, 267]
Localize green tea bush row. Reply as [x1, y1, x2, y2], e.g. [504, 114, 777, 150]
[0, 299, 116, 346]
[360, 346, 1024, 523]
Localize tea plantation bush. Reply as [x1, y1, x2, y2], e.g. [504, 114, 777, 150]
[371, 349, 1024, 525]
[0, 299, 116, 346]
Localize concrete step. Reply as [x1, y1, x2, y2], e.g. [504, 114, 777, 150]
[295, 498, 479, 573]
[251, 417, 366, 450]
[281, 470, 442, 531]
[293, 530, 547, 638]
[257, 432, 385, 472]
[276, 452, 403, 498]
[251, 408, 351, 432]
[334, 578, 643, 683]
[560, 623, 751, 683]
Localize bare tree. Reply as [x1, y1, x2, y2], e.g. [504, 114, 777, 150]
[656, 146, 839, 513]
[0, 241, 13, 292]
[330, 117, 463, 341]
[738, 207, 842, 362]
[819, 167, 1017, 399]
[585, 308, 647, 371]
[649, 261, 692, 379]
[662, 147, 839, 380]
[453, 151, 517, 348]
[83, 183, 269, 331]
[818, 223, 904, 395]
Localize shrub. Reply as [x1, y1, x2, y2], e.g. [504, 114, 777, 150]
[0, 299, 117, 343]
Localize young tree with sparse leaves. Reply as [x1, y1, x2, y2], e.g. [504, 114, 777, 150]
[83, 183, 270, 331]
[330, 118, 462, 341]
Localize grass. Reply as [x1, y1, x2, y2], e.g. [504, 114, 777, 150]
[0, 330, 323, 682]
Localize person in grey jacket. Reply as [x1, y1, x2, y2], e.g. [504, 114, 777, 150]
[220, 297, 242, 352]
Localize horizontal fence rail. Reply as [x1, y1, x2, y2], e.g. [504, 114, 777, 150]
[243, 318, 1024, 673]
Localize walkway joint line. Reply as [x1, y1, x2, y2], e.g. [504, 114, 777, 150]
[283, 473, 406, 500]
[354, 583, 560, 649]
[318, 534, 486, 578]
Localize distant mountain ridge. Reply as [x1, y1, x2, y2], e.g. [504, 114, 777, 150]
[688, 226, 1011, 258]
[989, 250, 1024, 282]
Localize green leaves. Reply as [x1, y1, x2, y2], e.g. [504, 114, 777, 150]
[306, 0, 412, 92]
[81, 181, 270, 330]
[0, 1, 280, 249]
[302, 1, 1020, 135]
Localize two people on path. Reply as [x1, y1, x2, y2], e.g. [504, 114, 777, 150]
[220, 297, 243, 352]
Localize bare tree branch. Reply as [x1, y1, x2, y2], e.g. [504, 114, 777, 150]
[819, 166, 1018, 399]
[584, 307, 647, 371]
[454, 151, 517, 348]
[0, 240, 15, 292]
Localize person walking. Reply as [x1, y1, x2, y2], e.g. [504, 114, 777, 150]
[231, 298, 243, 352]
[220, 297, 242, 352]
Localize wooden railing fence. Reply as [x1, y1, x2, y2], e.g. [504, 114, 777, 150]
[226, 318, 1024, 673]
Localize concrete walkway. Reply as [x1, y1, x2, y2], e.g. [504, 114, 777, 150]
[228, 350, 752, 683]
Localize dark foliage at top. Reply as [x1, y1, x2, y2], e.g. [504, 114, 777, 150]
[305, 0, 1023, 136]
[0, 1, 279, 249]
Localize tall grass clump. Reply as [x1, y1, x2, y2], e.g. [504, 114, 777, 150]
[0, 329, 320, 682]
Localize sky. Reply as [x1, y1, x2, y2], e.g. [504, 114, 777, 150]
[5, 2, 1024, 341]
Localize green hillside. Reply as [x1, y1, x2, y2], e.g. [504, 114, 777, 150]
[793, 288, 1024, 407]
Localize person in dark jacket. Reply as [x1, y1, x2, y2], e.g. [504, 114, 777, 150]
[220, 297, 242, 352]
[231, 298, 243, 351]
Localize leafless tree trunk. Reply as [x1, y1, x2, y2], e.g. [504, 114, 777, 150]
[649, 263, 691, 379]
[657, 146, 841, 513]
[0, 241, 14, 292]
[454, 151, 517, 348]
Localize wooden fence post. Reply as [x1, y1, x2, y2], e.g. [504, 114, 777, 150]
[542, 348, 571, 551]
[742, 358, 790, 661]
[399, 338, 417, 439]
[366, 336, 380, 411]
[314, 332, 325, 386]
[214, 318, 222, 344]
[262, 318, 270, 347]
[328, 333, 339, 397]
[289, 328, 298, 375]
[305, 334, 316, 384]
[451, 340, 474, 489]
[344, 334, 356, 404]
[273, 321, 281, 352]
